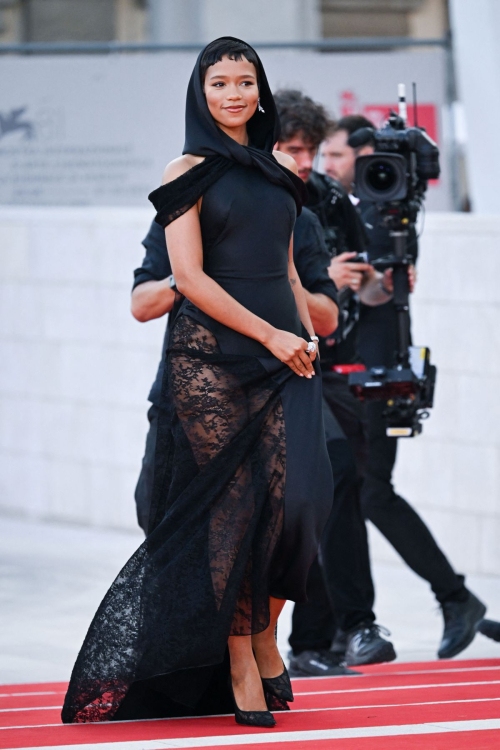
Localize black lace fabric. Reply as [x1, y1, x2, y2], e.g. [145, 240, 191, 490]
[62, 315, 286, 723]
[261, 664, 293, 703]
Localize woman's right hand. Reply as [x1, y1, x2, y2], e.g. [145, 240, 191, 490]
[264, 329, 315, 378]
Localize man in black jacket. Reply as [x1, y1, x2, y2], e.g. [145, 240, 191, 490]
[130, 225, 178, 533]
[274, 90, 398, 674]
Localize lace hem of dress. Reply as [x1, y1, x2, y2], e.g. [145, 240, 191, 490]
[61, 315, 286, 723]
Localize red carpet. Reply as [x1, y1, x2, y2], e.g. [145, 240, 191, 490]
[1, 659, 500, 749]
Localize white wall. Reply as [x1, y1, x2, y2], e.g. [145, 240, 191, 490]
[1, 207, 499, 576]
[449, 0, 500, 213]
[0, 206, 162, 531]
[369, 213, 500, 578]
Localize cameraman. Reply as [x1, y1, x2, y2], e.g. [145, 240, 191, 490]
[322, 115, 486, 659]
[274, 90, 398, 674]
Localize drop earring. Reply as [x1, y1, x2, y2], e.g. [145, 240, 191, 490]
[258, 97, 265, 113]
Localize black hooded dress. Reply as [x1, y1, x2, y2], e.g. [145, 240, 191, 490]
[61, 39, 333, 723]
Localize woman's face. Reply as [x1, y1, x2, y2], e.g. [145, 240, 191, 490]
[204, 55, 259, 131]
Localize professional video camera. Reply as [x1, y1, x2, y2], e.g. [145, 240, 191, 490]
[347, 84, 439, 437]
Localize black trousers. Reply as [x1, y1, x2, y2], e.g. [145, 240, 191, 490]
[361, 401, 466, 604]
[134, 404, 159, 534]
[289, 372, 376, 654]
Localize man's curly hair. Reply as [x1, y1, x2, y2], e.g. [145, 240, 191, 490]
[274, 89, 332, 148]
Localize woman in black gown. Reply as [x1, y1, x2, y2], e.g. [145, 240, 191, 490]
[62, 37, 333, 728]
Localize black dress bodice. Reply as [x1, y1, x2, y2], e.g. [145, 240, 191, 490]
[180, 164, 303, 357]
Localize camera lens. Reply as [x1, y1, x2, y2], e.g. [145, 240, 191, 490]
[355, 152, 407, 202]
[366, 160, 397, 193]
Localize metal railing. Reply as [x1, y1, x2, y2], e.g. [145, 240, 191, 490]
[0, 36, 450, 55]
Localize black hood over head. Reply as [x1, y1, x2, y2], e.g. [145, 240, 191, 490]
[183, 36, 280, 158]
[150, 36, 306, 227]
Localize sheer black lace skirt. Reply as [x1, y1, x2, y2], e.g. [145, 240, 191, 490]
[61, 315, 332, 723]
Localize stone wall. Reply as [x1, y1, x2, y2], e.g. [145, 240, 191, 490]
[0, 207, 160, 531]
[1, 207, 499, 576]
[371, 213, 500, 577]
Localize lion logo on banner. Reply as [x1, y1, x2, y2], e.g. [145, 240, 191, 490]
[0, 107, 35, 140]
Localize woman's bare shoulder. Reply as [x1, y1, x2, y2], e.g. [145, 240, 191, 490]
[162, 154, 205, 185]
[273, 150, 298, 175]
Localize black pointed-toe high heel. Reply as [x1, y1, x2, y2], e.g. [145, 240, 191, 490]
[228, 677, 276, 728]
[261, 661, 294, 704]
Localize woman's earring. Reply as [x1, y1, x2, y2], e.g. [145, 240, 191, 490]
[258, 97, 265, 113]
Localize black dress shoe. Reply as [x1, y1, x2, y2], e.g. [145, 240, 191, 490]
[477, 619, 500, 642]
[344, 623, 397, 666]
[288, 649, 361, 677]
[438, 591, 487, 659]
[330, 628, 348, 657]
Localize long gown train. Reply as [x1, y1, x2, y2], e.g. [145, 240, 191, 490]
[62, 314, 331, 722]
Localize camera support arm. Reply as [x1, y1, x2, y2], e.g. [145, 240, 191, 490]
[369, 225, 412, 368]
[348, 86, 439, 436]
[391, 230, 411, 367]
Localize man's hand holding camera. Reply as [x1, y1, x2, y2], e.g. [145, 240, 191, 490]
[328, 251, 371, 292]
[328, 252, 416, 303]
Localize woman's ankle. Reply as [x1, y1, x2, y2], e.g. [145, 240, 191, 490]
[229, 658, 268, 711]
[252, 629, 280, 653]
[252, 640, 283, 679]
[229, 647, 260, 684]
[230, 663, 253, 685]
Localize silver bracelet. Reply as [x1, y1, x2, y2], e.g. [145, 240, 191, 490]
[310, 335, 319, 342]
